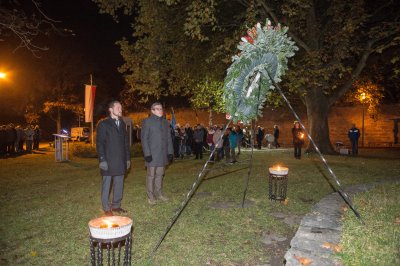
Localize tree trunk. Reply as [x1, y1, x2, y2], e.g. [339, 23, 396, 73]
[304, 89, 336, 154]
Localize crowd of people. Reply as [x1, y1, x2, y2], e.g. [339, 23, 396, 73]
[169, 123, 242, 163]
[132, 122, 284, 162]
[0, 124, 41, 157]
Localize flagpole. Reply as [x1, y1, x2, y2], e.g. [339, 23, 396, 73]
[90, 74, 94, 146]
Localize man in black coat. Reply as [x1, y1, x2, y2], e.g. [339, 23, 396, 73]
[141, 102, 174, 205]
[96, 100, 131, 216]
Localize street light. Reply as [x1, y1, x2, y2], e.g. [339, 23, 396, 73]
[360, 92, 366, 147]
[0, 72, 6, 79]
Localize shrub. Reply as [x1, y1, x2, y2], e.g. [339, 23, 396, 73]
[71, 142, 97, 158]
[131, 142, 143, 157]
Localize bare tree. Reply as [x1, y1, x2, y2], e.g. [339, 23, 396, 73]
[0, 0, 60, 56]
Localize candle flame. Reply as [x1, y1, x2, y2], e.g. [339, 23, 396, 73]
[99, 219, 119, 228]
[104, 220, 113, 227]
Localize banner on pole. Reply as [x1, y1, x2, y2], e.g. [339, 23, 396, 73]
[171, 108, 176, 129]
[85, 85, 96, 122]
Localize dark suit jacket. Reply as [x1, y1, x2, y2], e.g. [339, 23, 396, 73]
[96, 116, 130, 176]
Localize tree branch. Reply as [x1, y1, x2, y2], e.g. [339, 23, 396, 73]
[371, 0, 394, 17]
[328, 40, 374, 105]
[236, 0, 251, 8]
[256, 0, 312, 53]
[0, 0, 61, 57]
[32, 0, 59, 23]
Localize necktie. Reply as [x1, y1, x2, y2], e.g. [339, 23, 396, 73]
[116, 120, 120, 128]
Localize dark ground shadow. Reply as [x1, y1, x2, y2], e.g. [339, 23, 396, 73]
[309, 158, 337, 193]
[203, 166, 249, 181]
[305, 148, 400, 160]
[32, 150, 46, 155]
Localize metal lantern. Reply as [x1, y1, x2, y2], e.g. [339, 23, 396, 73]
[268, 166, 289, 201]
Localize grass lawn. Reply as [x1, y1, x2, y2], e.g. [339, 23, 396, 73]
[338, 183, 400, 266]
[0, 145, 399, 265]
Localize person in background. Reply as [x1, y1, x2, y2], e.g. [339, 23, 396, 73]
[213, 125, 223, 161]
[33, 125, 41, 150]
[141, 102, 174, 205]
[178, 125, 187, 159]
[201, 124, 208, 151]
[193, 124, 204, 159]
[96, 100, 131, 216]
[207, 126, 215, 161]
[273, 125, 280, 148]
[25, 125, 34, 153]
[236, 125, 243, 155]
[173, 124, 181, 159]
[292, 121, 304, 159]
[184, 123, 193, 157]
[223, 128, 231, 163]
[243, 127, 251, 148]
[132, 124, 141, 143]
[15, 125, 24, 153]
[348, 123, 360, 155]
[229, 127, 238, 163]
[256, 126, 264, 150]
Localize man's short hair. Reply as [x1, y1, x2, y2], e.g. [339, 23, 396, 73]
[108, 100, 121, 109]
[151, 102, 162, 110]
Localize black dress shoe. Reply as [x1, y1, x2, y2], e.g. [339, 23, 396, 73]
[112, 207, 127, 214]
[104, 210, 114, 216]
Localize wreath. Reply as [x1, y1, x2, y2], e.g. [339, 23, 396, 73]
[223, 19, 298, 124]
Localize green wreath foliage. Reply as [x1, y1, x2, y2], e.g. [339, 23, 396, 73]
[223, 19, 298, 124]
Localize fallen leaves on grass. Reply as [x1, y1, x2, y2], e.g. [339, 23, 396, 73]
[395, 217, 400, 225]
[30, 251, 37, 257]
[294, 255, 312, 265]
[359, 199, 368, 206]
[282, 198, 289, 205]
[321, 242, 342, 252]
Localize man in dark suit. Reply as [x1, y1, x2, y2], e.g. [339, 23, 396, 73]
[141, 102, 174, 205]
[96, 100, 131, 216]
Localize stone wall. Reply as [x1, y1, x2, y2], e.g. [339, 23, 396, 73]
[128, 104, 400, 148]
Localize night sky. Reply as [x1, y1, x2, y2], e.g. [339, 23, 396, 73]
[0, 0, 131, 125]
[41, 0, 130, 95]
